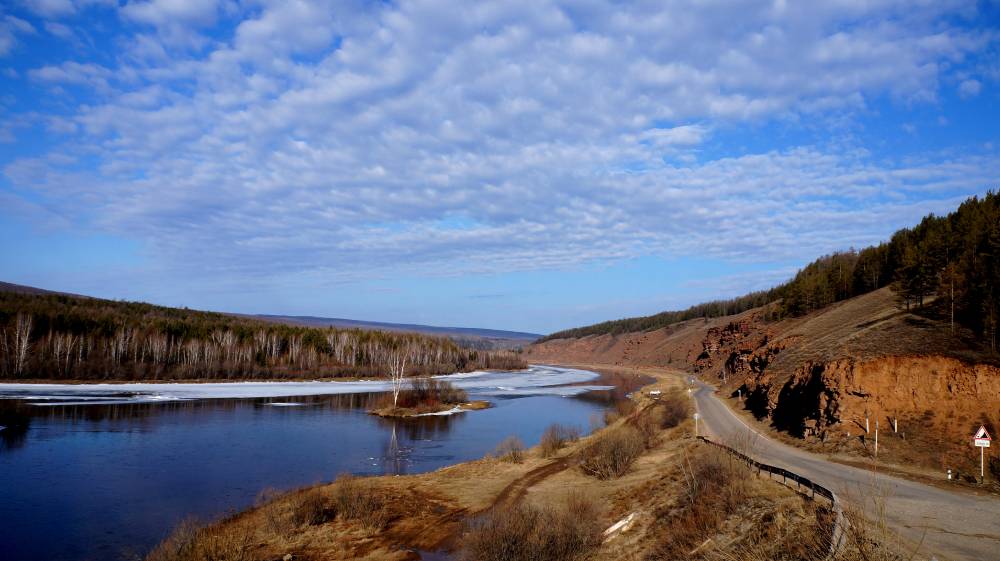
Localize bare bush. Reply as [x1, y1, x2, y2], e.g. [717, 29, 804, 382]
[289, 487, 329, 527]
[406, 377, 468, 405]
[540, 423, 581, 457]
[330, 474, 390, 533]
[579, 426, 645, 479]
[635, 409, 662, 444]
[460, 494, 601, 561]
[660, 390, 691, 428]
[647, 448, 752, 560]
[495, 436, 526, 463]
[604, 399, 637, 425]
[838, 479, 925, 561]
[256, 488, 294, 537]
[144, 518, 254, 561]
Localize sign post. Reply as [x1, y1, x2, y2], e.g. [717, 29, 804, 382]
[974, 426, 992, 481]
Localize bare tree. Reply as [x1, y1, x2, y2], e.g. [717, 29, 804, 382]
[13, 313, 32, 377]
[388, 350, 407, 407]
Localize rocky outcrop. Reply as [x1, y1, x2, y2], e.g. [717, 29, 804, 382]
[773, 356, 1000, 435]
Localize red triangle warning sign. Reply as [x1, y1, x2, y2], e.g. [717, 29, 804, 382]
[974, 426, 992, 440]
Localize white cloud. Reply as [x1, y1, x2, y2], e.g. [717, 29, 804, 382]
[29, 61, 112, 90]
[22, 0, 76, 17]
[6, 0, 1000, 286]
[959, 78, 982, 98]
[44, 21, 74, 40]
[0, 15, 34, 56]
[21, 0, 116, 18]
[121, 0, 222, 27]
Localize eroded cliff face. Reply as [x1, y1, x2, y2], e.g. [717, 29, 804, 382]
[752, 356, 1000, 438]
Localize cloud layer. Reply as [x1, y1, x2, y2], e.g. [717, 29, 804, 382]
[3, 0, 999, 291]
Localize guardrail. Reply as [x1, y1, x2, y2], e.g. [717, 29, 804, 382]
[697, 436, 845, 557]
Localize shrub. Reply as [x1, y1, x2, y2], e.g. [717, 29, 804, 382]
[539, 423, 581, 458]
[578, 426, 645, 479]
[647, 448, 750, 560]
[634, 409, 661, 444]
[330, 474, 390, 533]
[460, 495, 601, 561]
[603, 399, 637, 425]
[145, 518, 254, 561]
[660, 390, 691, 429]
[384, 378, 469, 410]
[494, 436, 526, 463]
[289, 487, 329, 526]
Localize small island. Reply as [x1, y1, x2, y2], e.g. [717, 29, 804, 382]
[368, 378, 490, 418]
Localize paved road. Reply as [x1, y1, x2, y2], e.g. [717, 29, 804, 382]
[691, 380, 1000, 561]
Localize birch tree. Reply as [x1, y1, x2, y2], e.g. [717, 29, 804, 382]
[388, 350, 407, 407]
[13, 313, 32, 377]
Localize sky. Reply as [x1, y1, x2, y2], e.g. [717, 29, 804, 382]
[0, 0, 998, 335]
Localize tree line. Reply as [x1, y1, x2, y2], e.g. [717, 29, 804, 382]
[0, 291, 526, 380]
[542, 192, 1000, 349]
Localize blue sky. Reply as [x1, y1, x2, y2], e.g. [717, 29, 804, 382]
[1, 0, 998, 334]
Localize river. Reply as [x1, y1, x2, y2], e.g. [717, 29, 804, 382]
[0, 365, 630, 561]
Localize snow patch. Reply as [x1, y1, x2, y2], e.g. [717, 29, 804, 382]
[413, 405, 465, 416]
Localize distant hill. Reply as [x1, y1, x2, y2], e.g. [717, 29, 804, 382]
[0, 281, 88, 298]
[250, 314, 540, 343]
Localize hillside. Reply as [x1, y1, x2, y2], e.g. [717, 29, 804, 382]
[528, 287, 1000, 476]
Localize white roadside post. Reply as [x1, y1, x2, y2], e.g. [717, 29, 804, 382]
[974, 426, 992, 481]
[694, 412, 700, 438]
[875, 419, 879, 458]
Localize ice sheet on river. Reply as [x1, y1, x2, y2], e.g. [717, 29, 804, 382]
[0, 365, 611, 405]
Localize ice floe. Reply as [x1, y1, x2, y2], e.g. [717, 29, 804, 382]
[0, 365, 611, 405]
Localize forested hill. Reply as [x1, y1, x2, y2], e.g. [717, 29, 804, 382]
[542, 192, 1000, 349]
[0, 289, 525, 381]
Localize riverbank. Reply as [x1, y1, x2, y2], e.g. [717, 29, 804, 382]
[142, 366, 851, 561]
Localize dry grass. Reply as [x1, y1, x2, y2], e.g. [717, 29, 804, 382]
[459, 494, 602, 561]
[330, 474, 390, 534]
[495, 435, 526, 464]
[578, 425, 646, 480]
[539, 423, 581, 458]
[647, 447, 804, 560]
[144, 518, 255, 561]
[144, 475, 391, 561]
[836, 480, 928, 561]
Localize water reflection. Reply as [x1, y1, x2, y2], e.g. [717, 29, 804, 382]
[0, 370, 625, 561]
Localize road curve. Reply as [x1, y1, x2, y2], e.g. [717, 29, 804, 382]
[691, 380, 1000, 561]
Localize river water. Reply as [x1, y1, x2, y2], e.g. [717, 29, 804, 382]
[0, 366, 627, 561]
